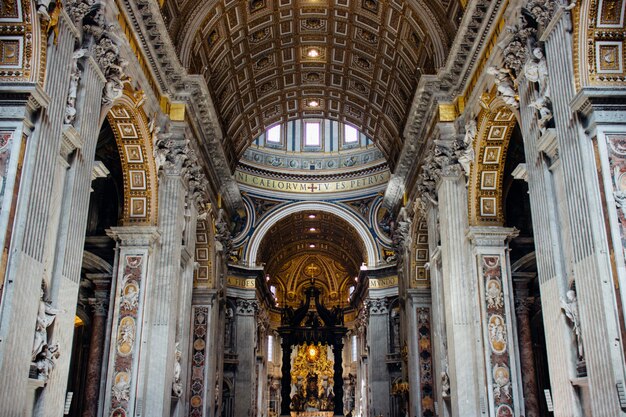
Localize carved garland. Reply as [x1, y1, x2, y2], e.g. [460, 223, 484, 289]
[106, 93, 158, 225]
[467, 95, 517, 225]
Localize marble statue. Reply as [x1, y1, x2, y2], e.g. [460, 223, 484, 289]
[528, 96, 553, 134]
[486, 280, 504, 309]
[441, 371, 450, 397]
[32, 282, 64, 361]
[64, 48, 87, 126]
[561, 288, 584, 360]
[34, 342, 60, 382]
[524, 48, 550, 95]
[36, 0, 53, 20]
[458, 119, 477, 179]
[487, 66, 519, 109]
[172, 343, 183, 397]
[112, 372, 131, 402]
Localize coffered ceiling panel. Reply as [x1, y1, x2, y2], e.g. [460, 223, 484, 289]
[163, 0, 460, 169]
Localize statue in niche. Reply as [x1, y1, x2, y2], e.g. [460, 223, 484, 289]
[561, 287, 584, 361]
[528, 96, 553, 134]
[32, 281, 64, 361]
[440, 370, 451, 398]
[34, 342, 60, 382]
[172, 343, 183, 397]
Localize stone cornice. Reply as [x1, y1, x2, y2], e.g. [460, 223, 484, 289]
[116, 0, 243, 212]
[395, 0, 507, 211]
[466, 226, 519, 247]
[106, 226, 160, 247]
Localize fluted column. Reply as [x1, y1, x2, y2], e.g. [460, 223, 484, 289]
[141, 127, 189, 417]
[514, 293, 540, 417]
[366, 298, 391, 416]
[234, 299, 259, 417]
[82, 278, 111, 417]
[437, 163, 485, 417]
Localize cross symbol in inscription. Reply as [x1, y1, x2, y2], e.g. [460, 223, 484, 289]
[308, 184, 318, 192]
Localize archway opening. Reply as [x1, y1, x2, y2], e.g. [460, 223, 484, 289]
[257, 210, 366, 308]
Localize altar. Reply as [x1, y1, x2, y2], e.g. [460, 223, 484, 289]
[290, 412, 334, 417]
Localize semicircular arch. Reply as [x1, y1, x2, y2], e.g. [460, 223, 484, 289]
[105, 91, 159, 225]
[467, 93, 519, 226]
[246, 202, 378, 267]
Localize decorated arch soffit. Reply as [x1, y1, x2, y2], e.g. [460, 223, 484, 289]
[231, 193, 397, 268]
[106, 91, 159, 225]
[162, 0, 460, 166]
[0, 0, 46, 85]
[573, 0, 626, 89]
[467, 92, 517, 226]
[256, 210, 364, 306]
[194, 217, 216, 288]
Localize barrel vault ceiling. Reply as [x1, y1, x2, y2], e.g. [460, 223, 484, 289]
[161, 0, 462, 169]
[254, 210, 366, 305]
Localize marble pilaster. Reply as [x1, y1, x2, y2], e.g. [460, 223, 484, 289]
[233, 298, 259, 417]
[142, 133, 190, 417]
[188, 289, 218, 417]
[467, 227, 523, 417]
[366, 297, 391, 416]
[102, 226, 160, 417]
[437, 164, 485, 417]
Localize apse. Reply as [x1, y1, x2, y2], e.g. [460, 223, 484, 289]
[256, 210, 366, 307]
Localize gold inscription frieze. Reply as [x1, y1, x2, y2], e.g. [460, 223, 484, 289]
[235, 170, 390, 194]
[226, 276, 256, 289]
[369, 275, 398, 289]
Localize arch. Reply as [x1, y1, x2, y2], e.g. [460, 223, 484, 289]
[467, 92, 518, 226]
[245, 202, 379, 267]
[105, 91, 159, 225]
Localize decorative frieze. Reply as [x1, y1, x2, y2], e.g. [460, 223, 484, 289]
[188, 306, 210, 417]
[416, 308, 435, 417]
[480, 255, 516, 417]
[109, 254, 146, 417]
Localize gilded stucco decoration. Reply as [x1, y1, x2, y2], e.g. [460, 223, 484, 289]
[258, 210, 365, 306]
[106, 91, 159, 225]
[411, 215, 430, 289]
[467, 94, 517, 226]
[574, 0, 626, 88]
[291, 343, 334, 386]
[194, 218, 215, 288]
[0, 0, 46, 85]
[162, 0, 460, 166]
